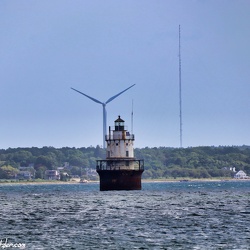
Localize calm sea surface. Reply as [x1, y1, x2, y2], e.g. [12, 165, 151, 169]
[0, 181, 250, 250]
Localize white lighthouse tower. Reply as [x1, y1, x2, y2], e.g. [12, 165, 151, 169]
[107, 116, 135, 169]
[96, 116, 144, 191]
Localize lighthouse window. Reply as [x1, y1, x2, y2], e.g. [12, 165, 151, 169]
[126, 143, 128, 146]
[126, 151, 129, 157]
[116, 142, 119, 146]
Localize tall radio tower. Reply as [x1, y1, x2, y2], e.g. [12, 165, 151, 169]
[179, 25, 183, 148]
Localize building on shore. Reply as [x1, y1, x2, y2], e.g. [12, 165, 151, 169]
[234, 170, 248, 179]
[15, 171, 32, 180]
[44, 170, 60, 180]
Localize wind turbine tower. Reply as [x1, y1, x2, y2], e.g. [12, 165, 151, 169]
[71, 84, 135, 148]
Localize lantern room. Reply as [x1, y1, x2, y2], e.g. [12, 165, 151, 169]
[114, 116, 125, 131]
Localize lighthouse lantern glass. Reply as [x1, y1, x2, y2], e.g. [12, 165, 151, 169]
[114, 117, 125, 131]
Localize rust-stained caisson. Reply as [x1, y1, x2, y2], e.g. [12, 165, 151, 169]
[96, 116, 144, 191]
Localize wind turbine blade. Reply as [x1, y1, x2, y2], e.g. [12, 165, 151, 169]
[71, 87, 103, 105]
[105, 84, 135, 104]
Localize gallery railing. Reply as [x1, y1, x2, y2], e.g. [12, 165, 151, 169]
[96, 159, 144, 171]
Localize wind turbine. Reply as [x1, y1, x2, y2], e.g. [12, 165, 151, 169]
[71, 84, 135, 148]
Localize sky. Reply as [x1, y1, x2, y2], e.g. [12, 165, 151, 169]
[0, 0, 250, 149]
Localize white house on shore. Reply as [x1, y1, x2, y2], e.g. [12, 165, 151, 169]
[234, 170, 248, 179]
[44, 170, 60, 180]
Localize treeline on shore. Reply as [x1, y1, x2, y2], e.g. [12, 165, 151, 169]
[0, 145, 250, 180]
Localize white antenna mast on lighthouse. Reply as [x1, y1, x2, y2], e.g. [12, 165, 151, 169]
[131, 99, 134, 135]
[179, 25, 183, 148]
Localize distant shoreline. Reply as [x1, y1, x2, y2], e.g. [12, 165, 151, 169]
[0, 178, 249, 186]
[143, 178, 250, 183]
[0, 179, 97, 185]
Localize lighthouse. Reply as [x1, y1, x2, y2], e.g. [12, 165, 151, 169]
[96, 116, 144, 191]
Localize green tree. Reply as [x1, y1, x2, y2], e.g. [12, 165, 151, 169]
[35, 166, 47, 179]
[69, 156, 84, 166]
[94, 145, 105, 158]
[35, 156, 54, 169]
[70, 166, 81, 176]
[0, 165, 19, 179]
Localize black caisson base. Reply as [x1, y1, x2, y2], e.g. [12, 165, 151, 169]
[97, 170, 144, 191]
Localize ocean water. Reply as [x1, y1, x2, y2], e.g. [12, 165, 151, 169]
[0, 181, 250, 250]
